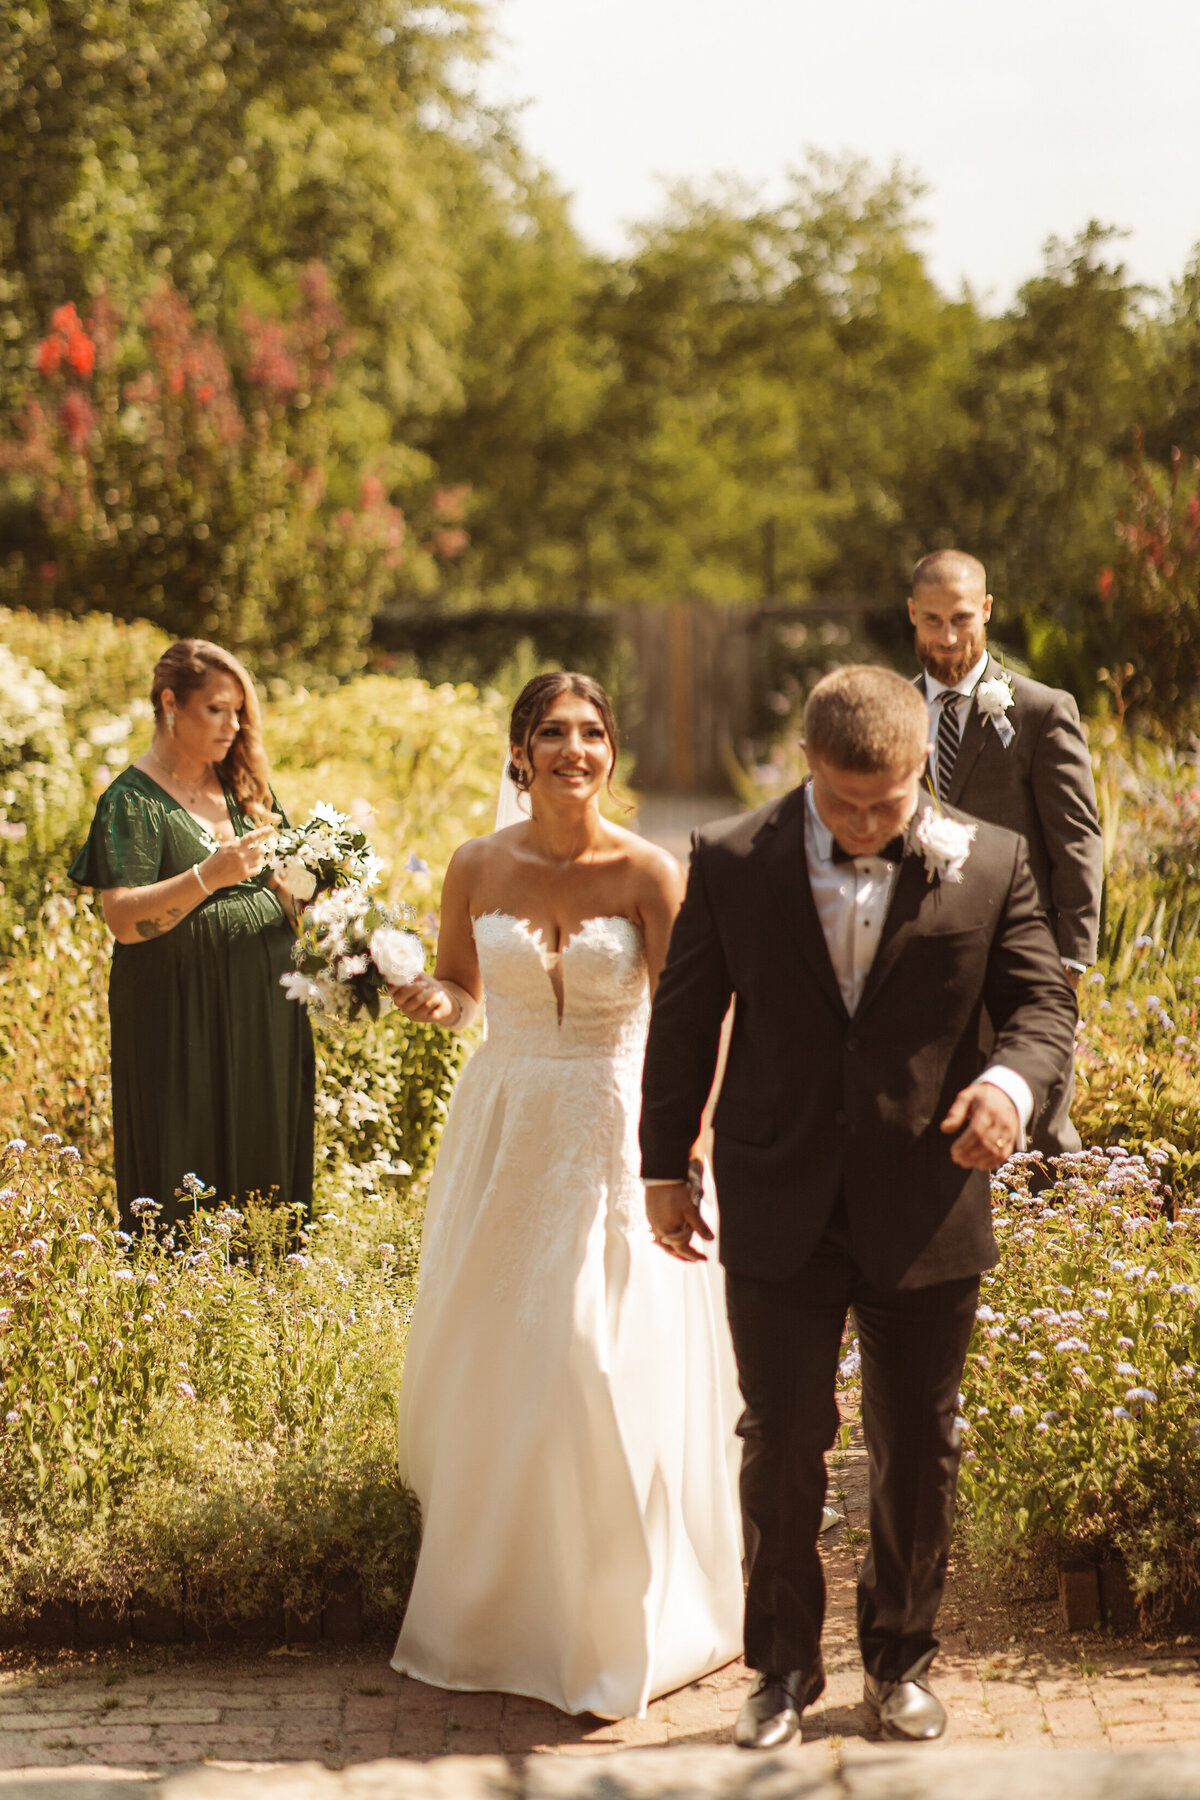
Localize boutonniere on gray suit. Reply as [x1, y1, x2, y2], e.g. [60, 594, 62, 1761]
[976, 672, 1016, 747]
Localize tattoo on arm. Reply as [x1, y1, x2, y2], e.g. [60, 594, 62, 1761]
[135, 906, 187, 941]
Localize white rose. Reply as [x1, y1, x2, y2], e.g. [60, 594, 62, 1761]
[280, 857, 317, 902]
[370, 927, 426, 988]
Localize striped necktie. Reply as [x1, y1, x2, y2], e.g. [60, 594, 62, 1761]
[936, 691, 962, 800]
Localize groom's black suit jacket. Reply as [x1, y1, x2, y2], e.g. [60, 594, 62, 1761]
[640, 784, 1077, 1289]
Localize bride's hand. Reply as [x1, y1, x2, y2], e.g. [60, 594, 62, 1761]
[645, 1179, 713, 1263]
[389, 973, 458, 1024]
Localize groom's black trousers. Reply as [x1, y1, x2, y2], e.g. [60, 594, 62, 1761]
[724, 1202, 978, 1684]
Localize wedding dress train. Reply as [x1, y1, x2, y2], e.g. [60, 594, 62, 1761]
[391, 912, 744, 1718]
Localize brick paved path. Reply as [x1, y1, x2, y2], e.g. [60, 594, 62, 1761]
[2, 1432, 1199, 1782]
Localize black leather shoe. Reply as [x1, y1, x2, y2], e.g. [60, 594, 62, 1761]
[862, 1671, 947, 1741]
[733, 1661, 825, 1750]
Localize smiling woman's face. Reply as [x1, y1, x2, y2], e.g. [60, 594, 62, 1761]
[513, 693, 614, 801]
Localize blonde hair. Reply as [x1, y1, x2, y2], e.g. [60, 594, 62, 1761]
[150, 640, 276, 825]
[803, 665, 929, 774]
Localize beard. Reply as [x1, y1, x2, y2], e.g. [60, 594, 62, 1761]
[916, 629, 987, 687]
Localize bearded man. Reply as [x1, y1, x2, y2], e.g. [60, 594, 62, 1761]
[908, 549, 1103, 1155]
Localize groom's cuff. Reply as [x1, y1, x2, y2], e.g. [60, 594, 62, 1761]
[978, 1064, 1034, 1151]
[643, 1176, 687, 1187]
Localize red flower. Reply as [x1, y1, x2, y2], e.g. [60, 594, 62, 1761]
[66, 330, 95, 376]
[59, 390, 96, 450]
[360, 473, 385, 510]
[432, 483, 470, 523]
[432, 527, 469, 560]
[1097, 566, 1115, 602]
[196, 381, 215, 405]
[50, 302, 82, 336]
[36, 337, 63, 376]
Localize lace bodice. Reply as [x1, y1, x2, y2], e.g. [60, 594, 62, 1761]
[472, 912, 649, 1061]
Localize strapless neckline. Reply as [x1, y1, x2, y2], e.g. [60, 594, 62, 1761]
[473, 911, 642, 958]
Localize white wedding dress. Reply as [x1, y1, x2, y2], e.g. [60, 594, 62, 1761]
[391, 911, 744, 1719]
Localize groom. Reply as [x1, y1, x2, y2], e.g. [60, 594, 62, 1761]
[640, 665, 1076, 1749]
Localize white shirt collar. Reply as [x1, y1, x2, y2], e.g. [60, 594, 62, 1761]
[804, 781, 836, 862]
[923, 648, 990, 704]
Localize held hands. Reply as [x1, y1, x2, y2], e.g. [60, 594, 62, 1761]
[645, 1172, 714, 1263]
[941, 1082, 1020, 1170]
[202, 824, 277, 891]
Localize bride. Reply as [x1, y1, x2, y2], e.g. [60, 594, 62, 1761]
[387, 671, 745, 1719]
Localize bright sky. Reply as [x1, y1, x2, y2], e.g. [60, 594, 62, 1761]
[478, 0, 1200, 309]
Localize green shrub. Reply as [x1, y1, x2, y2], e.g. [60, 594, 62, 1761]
[0, 1137, 420, 1626]
[957, 1150, 1200, 1622]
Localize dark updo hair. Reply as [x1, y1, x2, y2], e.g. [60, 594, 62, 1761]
[507, 672, 619, 795]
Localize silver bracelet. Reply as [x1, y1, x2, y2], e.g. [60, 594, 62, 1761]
[192, 861, 211, 897]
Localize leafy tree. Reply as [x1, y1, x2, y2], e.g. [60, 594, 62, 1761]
[921, 224, 1151, 684]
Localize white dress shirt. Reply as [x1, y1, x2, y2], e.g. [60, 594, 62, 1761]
[922, 648, 989, 795]
[804, 785, 1034, 1140]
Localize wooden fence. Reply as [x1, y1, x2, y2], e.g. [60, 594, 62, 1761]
[374, 595, 894, 794]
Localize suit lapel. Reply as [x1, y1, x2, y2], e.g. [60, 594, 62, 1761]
[765, 783, 849, 1022]
[944, 661, 993, 803]
[855, 799, 935, 1017]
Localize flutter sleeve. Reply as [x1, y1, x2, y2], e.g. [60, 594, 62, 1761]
[68, 783, 165, 890]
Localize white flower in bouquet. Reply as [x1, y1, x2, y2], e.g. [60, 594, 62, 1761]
[916, 809, 976, 885]
[278, 856, 317, 902]
[370, 925, 426, 989]
[280, 881, 426, 1024]
[267, 803, 383, 901]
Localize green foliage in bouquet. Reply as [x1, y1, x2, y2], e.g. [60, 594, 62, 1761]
[957, 1150, 1200, 1623]
[0, 1137, 420, 1627]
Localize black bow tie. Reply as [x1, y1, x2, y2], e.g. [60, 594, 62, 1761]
[831, 834, 905, 865]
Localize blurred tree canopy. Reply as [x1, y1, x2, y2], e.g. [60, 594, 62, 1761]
[1, 2, 1198, 713]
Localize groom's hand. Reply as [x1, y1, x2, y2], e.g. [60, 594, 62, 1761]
[645, 1181, 713, 1263]
[941, 1082, 1020, 1170]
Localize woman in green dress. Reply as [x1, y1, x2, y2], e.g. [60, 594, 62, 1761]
[69, 639, 314, 1232]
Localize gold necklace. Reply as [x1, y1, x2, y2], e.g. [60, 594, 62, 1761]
[150, 749, 211, 810]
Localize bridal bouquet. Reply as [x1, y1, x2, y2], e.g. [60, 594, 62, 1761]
[267, 802, 384, 903]
[280, 887, 426, 1023]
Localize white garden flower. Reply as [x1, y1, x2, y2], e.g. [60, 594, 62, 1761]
[915, 810, 976, 885]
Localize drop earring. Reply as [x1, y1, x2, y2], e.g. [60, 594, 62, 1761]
[167, 712, 176, 736]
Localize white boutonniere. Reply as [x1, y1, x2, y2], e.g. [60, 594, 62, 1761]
[976, 672, 1016, 747]
[916, 809, 976, 885]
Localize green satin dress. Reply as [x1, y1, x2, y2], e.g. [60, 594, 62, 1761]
[69, 766, 315, 1232]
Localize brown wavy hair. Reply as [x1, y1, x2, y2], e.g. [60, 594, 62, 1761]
[507, 672, 619, 795]
[150, 640, 276, 825]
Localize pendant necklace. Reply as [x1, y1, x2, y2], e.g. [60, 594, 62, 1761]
[151, 748, 211, 811]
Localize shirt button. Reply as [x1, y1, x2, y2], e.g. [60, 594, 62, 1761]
[845, 1034, 860, 1053]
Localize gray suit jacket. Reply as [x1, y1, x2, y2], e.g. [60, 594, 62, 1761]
[923, 654, 1103, 965]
